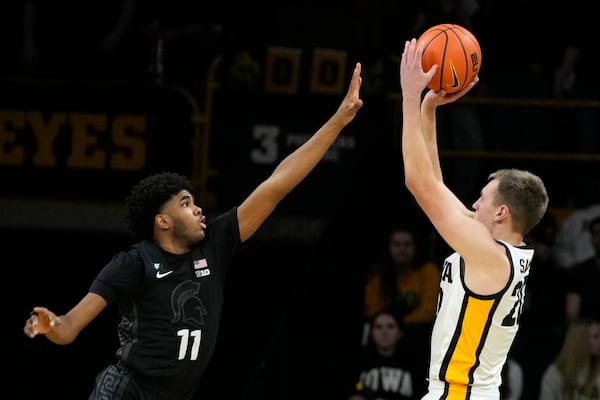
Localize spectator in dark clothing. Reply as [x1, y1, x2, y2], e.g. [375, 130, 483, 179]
[566, 215, 600, 322]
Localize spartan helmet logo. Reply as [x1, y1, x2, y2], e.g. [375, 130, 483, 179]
[171, 280, 207, 325]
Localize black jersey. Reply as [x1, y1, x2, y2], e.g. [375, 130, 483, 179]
[89, 207, 240, 398]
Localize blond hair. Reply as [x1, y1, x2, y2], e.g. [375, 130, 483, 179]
[488, 169, 549, 235]
[554, 319, 600, 400]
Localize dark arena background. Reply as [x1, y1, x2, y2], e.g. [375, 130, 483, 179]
[5, 1, 599, 399]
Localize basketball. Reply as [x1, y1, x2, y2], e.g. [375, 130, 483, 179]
[416, 24, 482, 93]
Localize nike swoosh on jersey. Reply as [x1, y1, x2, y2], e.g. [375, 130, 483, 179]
[156, 270, 174, 279]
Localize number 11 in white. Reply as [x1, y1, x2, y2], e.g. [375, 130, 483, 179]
[177, 329, 202, 360]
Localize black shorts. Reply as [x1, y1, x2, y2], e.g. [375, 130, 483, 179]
[88, 363, 188, 400]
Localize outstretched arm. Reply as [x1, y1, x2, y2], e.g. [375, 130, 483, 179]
[400, 40, 484, 257]
[420, 78, 479, 217]
[237, 62, 363, 242]
[24, 292, 107, 344]
[419, 95, 443, 182]
[400, 39, 440, 193]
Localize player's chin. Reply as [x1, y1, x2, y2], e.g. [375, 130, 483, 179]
[194, 230, 206, 242]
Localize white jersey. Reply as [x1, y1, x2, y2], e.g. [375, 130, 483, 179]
[423, 240, 534, 400]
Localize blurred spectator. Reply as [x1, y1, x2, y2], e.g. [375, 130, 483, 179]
[362, 225, 440, 386]
[363, 225, 440, 326]
[347, 309, 425, 400]
[538, 318, 600, 400]
[514, 212, 568, 400]
[501, 357, 524, 400]
[565, 216, 600, 322]
[553, 200, 600, 270]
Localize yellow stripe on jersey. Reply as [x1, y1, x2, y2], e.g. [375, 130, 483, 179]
[442, 296, 495, 396]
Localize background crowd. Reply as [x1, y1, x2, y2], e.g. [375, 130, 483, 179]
[5, 1, 600, 399]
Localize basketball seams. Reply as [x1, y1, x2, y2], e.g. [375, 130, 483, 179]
[439, 32, 448, 93]
[448, 27, 471, 91]
[455, 25, 482, 83]
[419, 30, 450, 92]
[458, 28, 482, 83]
[416, 23, 481, 93]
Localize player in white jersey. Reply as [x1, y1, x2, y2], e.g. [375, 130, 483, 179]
[399, 39, 549, 400]
[428, 244, 534, 399]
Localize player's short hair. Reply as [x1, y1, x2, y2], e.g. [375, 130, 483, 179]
[125, 172, 193, 240]
[488, 169, 549, 235]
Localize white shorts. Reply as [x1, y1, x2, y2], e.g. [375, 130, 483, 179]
[422, 381, 500, 400]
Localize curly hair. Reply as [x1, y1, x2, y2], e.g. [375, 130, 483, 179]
[124, 171, 193, 240]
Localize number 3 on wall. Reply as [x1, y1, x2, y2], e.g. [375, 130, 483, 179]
[251, 125, 279, 164]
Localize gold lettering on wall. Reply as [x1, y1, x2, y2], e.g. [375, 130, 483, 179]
[265, 47, 301, 94]
[68, 113, 107, 169]
[111, 115, 146, 170]
[29, 111, 65, 167]
[0, 109, 147, 171]
[0, 110, 26, 165]
[310, 48, 347, 94]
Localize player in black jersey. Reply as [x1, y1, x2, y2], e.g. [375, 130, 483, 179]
[23, 63, 363, 400]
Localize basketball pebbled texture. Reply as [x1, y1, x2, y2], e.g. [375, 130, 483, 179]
[416, 24, 482, 93]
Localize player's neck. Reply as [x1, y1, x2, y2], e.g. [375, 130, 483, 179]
[493, 231, 523, 247]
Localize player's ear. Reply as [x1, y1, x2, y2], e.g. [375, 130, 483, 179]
[495, 205, 510, 220]
[155, 213, 170, 229]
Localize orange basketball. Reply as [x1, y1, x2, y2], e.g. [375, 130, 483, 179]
[416, 24, 482, 93]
